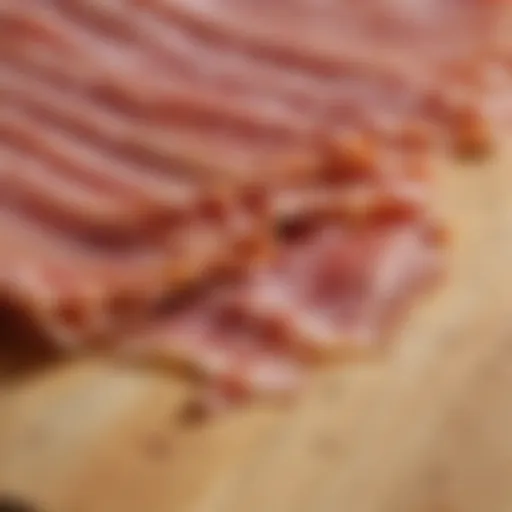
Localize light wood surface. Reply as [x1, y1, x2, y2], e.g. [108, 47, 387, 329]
[1, 148, 511, 512]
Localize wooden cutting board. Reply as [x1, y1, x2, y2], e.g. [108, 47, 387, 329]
[1, 147, 511, 512]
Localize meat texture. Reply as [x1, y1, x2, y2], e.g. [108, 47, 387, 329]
[1, 0, 510, 399]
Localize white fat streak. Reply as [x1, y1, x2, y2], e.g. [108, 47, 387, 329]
[362, 228, 423, 337]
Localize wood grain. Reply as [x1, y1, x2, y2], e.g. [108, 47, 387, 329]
[0, 148, 511, 512]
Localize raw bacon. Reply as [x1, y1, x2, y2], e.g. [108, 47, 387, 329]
[0, 0, 509, 401]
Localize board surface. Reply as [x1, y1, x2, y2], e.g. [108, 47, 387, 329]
[0, 148, 511, 512]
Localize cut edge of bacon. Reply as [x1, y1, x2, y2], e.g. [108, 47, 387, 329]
[116, 316, 305, 399]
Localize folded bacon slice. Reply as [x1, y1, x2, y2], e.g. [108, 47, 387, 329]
[118, 217, 441, 397]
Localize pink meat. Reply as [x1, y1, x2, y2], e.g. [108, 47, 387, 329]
[1, 0, 509, 401]
[118, 219, 441, 396]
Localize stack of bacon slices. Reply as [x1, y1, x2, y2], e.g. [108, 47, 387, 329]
[1, 0, 511, 402]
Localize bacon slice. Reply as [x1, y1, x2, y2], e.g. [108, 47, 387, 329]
[117, 218, 441, 396]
